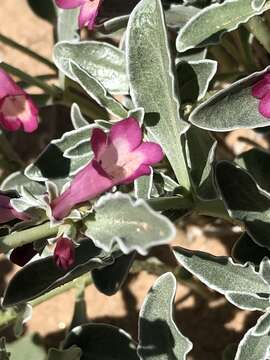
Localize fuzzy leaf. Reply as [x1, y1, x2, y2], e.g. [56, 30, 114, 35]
[215, 161, 270, 249]
[183, 125, 217, 199]
[176, 0, 268, 52]
[177, 60, 217, 102]
[63, 324, 139, 359]
[126, 0, 190, 188]
[234, 313, 270, 360]
[71, 103, 89, 129]
[135, 169, 154, 199]
[54, 41, 128, 94]
[138, 273, 193, 360]
[237, 148, 270, 194]
[47, 346, 82, 360]
[3, 240, 113, 307]
[7, 334, 45, 360]
[173, 247, 270, 310]
[92, 252, 136, 295]
[83, 192, 175, 255]
[190, 66, 270, 131]
[1, 171, 45, 195]
[70, 62, 128, 118]
[25, 125, 94, 182]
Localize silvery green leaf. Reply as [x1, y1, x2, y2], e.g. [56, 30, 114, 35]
[260, 258, 270, 284]
[138, 273, 193, 360]
[215, 161, 270, 250]
[128, 107, 145, 126]
[70, 62, 128, 118]
[92, 252, 136, 295]
[176, 0, 268, 52]
[13, 304, 32, 337]
[232, 232, 270, 265]
[237, 148, 270, 194]
[226, 292, 270, 311]
[126, 0, 190, 189]
[83, 192, 175, 255]
[159, 173, 180, 193]
[177, 48, 207, 62]
[165, 4, 199, 29]
[94, 119, 112, 129]
[234, 313, 270, 360]
[7, 334, 46, 360]
[3, 240, 112, 307]
[1, 171, 45, 196]
[71, 103, 89, 129]
[253, 311, 270, 336]
[173, 247, 270, 310]
[47, 346, 82, 360]
[135, 169, 153, 199]
[252, 0, 267, 10]
[101, 15, 130, 33]
[63, 324, 138, 359]
[177, 60, 217, 102]
[183, 126, 217, 199]
[53, 41, 129, 94]
[56, 8, 79, 42]
[25, 125, 94, 182]
[190, 66, 270, 131]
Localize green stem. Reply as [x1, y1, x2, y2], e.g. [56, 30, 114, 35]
[0, 62, 62, 98]
[245, 15, 270, 54]
[0, 222, 58, 253]
[147, 196, 193, 211]
[0, 33, 56, 71]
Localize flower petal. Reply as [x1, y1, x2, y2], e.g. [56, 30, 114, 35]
[91, 128, 107, 160]
[121, 164, 152, 185]
[0, 69, 24, 99]
[252, 79, 270, 99]
[259, 92, 270, 118]
[0, 94, 39, 133]
[109, 117, 142, 153]
[79, 0, 101, 29]
[55, 0, 86, 9]
[52, 161, 113, 219]
[0, 194, 27, 223]
[134, 142, 164, 165]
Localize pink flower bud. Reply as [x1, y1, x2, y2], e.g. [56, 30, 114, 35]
[252, 73, 270, 118]
[55, 0, 103, 30]
[51, 117, 164, 219]
[0, 69, 38, 132]
[54, 237, 75, 270]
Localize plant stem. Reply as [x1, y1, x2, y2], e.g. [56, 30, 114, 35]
[0, 33, 56, 71]
[0, 222, 58, 253]
[147, 196, 193, 211]
[245, 15, 270, 54]
[0, 62, 62, 98]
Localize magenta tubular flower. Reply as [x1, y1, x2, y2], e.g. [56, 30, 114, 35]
[55, 0, 103, 30]
[54, 237, 75, 270]
[10, 243, 37, 267]
[0, 69, 38, 133]
[52, 118, 164, 220]
[0, 194, 28, 224]
[252, 73, 270, 118]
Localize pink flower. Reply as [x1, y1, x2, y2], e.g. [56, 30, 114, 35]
[10, 243, 37, 267]
[252, 73, 270, 118]
[54, 237, 75, 270]
[52, 117, 164, 220]
[0, 194, 28, 224]
[55, 0, 103, 30]
[0, 69, 38, 133]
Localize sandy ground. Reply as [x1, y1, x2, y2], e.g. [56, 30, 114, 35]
[0, 1, 263, 359]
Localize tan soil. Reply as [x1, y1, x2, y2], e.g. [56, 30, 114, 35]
[0, 1, 263, 359]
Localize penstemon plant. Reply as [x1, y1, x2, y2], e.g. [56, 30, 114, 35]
[2, 0, 270, 358]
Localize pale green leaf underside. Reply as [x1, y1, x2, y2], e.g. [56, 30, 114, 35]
[138, 273, 193, 360]
[84, 193, 175, 255]
[126, 0, 190, 188]
[53, 41, 128, 94]
[176, 0, 268, 52]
